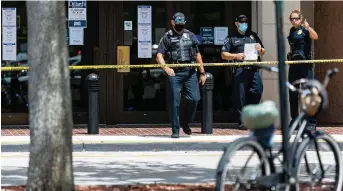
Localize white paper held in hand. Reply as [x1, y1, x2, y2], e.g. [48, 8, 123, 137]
[244, 43, 258, 61]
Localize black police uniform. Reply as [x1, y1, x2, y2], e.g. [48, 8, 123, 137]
[287, 25, 316, 127]
[221, 30, 264, 127]
[157, 28, 201, 136]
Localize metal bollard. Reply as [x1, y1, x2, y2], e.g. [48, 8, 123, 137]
[87, 73, 100, 134]
[201, 72, 214, 134]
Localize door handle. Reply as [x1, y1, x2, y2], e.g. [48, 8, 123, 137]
[118, 49, 123, 65]
[103, 52, 107, 64]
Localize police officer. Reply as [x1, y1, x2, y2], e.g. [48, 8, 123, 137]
[156, 12, 207, 138]
[221, 15, 265, 129]
[287, 10, 318, 130]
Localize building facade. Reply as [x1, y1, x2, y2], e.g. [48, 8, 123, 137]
[2, 1, 343, 126]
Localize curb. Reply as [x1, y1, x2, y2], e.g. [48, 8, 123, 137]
[2, 135, 343, 145]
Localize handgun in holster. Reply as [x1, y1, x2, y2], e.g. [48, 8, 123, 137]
[288, 42, 307, 61]
[166, 51, 171, 63]
[288, 50, 306, 61]
[190, 47, 196, 62]
[229, 60, 237, 74]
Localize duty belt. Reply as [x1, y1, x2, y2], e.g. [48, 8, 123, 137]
[233, 60, 259, 70]
[241, 66, 259, 70]
[172, 60, 195, 72]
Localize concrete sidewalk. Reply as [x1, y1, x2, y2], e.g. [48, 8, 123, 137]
[1, 151, 222, 186]
[2, 150, 342, 186]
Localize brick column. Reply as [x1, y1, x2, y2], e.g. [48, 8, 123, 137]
[314, 1, 343, 124]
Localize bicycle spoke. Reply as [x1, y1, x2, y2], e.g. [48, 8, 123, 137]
[296, 135, 342, 190]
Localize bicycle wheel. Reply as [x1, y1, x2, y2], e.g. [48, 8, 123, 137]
[293, 133, 343, 191]
[215, 137, 271, 191]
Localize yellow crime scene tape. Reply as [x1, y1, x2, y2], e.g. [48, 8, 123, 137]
[1, 59, 343, 71]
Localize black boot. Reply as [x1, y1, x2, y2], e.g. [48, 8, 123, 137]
[181, 100, 198, 135]
[171, 133, 180, 138]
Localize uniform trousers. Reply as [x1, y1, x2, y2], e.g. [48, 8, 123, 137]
[232, 67, 263, 124]
[288, 64, 316, 126]
[167, 68, 200, 134]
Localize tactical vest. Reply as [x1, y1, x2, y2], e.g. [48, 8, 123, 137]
[167, 29, 195, 63]
[287, 28, 310, 60]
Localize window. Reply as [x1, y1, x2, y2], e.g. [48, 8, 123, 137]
[1, 2, 93, 113]
[188, 2, 225, 35]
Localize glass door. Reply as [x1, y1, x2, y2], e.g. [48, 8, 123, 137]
[115, 1, 170, 123]
[188, 1, 251, 123]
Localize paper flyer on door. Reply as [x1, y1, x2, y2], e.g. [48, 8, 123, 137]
[137, 5, 152, 58]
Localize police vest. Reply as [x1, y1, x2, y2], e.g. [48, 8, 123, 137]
[166, 29, 195, 62]
[287, 27, 311, 60]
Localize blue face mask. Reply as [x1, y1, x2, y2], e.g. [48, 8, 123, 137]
[239, 23, 248, 32]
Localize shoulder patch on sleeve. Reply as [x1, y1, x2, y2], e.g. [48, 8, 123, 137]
[158, 36, 164, 45]
[223, 37, 230, 45]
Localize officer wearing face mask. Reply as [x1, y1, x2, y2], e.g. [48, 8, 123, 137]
[156, 12, 206, 138]
[221, 14, 265, 129]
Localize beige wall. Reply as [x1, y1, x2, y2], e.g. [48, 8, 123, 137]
[254, 1, 303, 126]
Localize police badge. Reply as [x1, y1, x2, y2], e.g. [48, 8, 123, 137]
[250, 35, 254, 40]
[297, 30, 302, 35]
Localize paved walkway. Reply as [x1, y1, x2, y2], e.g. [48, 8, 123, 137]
[2, 124, 343, 136]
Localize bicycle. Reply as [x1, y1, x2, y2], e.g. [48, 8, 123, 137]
[215, 66, 343, 191]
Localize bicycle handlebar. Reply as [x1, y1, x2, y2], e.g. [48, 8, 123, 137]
[254, 64, 339, 116]
[254, 64, 339, 93]
[323, 67, 339, 89]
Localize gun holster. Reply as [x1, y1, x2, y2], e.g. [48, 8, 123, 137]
[287, 52, 292, 61]
[288, 42, 307, 61]
[190, 47, 196, 61]
[288, 52, 306, 61]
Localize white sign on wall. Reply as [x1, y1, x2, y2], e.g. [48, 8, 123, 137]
[69, 28, 84, 45]
[137, 5, 152, 58]
[214, 27, 229, 45]
[2, 8, 17, 61]
[2, 8, 16, 26]
[68, 0, 87, 28]
[124, 21, 132, 31]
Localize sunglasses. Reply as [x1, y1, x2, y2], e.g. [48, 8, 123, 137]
[238, 20, 248, 23]
[289, 17, 300, 21]
[174, 17, 185, 23]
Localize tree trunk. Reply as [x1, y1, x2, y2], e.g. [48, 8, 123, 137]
[26, 2, 74, 191]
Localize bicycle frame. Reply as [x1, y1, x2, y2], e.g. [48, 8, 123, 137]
[250, 112, 310, 187]
[265, 112, 309, 167]
[245, 67, 339, 189]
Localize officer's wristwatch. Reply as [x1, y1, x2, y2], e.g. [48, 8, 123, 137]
[200, 72, 206, 76]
